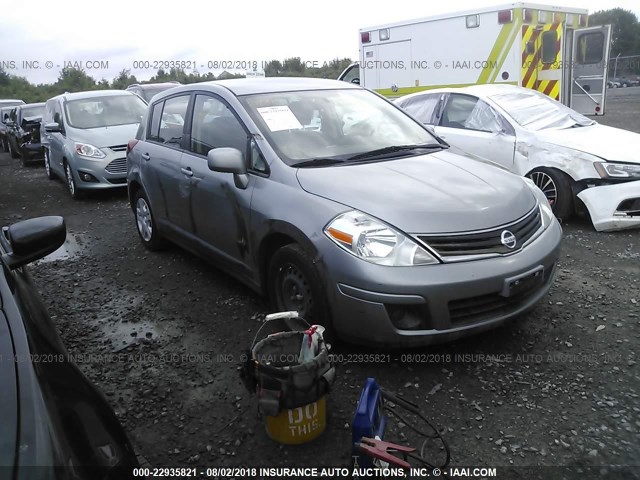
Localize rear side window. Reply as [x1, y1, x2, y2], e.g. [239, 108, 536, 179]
[189, 94, 247, 157]
[147, 95, 189, 145]
[148, 102, 163, 142]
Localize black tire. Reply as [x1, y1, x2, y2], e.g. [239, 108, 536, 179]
[1, 137, 7, 152]
[267, 244, 334, 339]
[8, 141, 18, 159]
[44, 148, 55, 179]
[64, 161, 83, 200]
[527, 167, 574, 220]
[133, 190, 167, 251]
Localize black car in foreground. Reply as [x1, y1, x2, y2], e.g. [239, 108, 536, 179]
[0, 216, 138, 479]
[5, 103, 45, 165]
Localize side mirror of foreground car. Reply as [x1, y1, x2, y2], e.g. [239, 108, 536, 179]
[44, 122, 61, 133]
[1, 216, 66, 269]
[207, 147, 249, 189]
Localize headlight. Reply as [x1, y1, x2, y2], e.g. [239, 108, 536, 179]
[74, 142, 106, 159]
[324, 210, 439, 266]
[594, 162, 640, 179]
[523, 178, 554, 229]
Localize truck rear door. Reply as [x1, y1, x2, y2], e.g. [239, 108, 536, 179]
[570, 25, 611, 115]
[363, 40, 412, 97]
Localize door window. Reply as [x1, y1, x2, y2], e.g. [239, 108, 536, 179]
[541, 30, 558, 64]
[440, 94, 503, 133]
[159, 95, 189, 145]
[576, 32, 604, 64]
[189, 95, 247, 157]
[397, 93, 441, 124]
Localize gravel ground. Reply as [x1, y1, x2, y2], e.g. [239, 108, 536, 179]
[0, 88, 638, 479]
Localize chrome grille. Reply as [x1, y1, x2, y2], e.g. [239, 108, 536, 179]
[418, 207, 542, 258]
[105, 158, 126, 174]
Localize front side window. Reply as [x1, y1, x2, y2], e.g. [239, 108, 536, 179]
[440, 94, 503, 132]
[189, 94, 247, 157]
[240, 89, 438, 165]
[64, 95, 146, 129]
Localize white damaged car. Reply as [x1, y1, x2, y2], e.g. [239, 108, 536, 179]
[395, 84, 640, 232]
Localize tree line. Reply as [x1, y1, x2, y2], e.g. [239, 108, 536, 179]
[0, 58, 354, 104]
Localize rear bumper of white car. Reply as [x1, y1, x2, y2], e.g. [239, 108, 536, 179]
[578, 181, 640, 231]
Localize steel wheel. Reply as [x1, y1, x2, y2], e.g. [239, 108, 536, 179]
[277, 262, 314, 317]
[529, 170, 557, 207]
[136, 197, 153, 242]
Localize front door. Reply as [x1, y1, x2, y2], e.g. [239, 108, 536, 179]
[181, 93, 254, 275]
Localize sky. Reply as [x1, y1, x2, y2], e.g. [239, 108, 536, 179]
[1, 0, 638, 84]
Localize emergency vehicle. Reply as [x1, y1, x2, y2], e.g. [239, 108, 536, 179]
[339, 3, 612, 114]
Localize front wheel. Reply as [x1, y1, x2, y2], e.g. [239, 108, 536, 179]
[64, 162, 83, 200]
[267, 244, 333, 338]
[134, 190, 167, 251]
[44, 149, 55, 179]
[527, 168, 574, 220]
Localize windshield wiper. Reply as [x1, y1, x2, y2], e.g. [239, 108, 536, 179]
[291, 158, 347, 168]
[347, 144, 446, 161]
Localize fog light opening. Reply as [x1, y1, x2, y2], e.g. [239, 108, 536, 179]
[386, 304, 429, 330]
[79, 172, 98, 182]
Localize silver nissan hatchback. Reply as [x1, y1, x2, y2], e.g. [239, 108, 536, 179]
[127, 78, 562, 348]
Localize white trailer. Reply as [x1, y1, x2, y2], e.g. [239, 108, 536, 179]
[339, 3, 612, 115]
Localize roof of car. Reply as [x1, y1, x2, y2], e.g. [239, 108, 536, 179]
[162, 77, 360, 97]
[127, 82, 182, 89]
[16, 102, 46, 109]
[397, 83, 531, 102]
[55, 90, 137, 102]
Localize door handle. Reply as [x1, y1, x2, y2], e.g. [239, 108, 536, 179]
[141, 153, 150, 161]
[181, 167, 193, 177]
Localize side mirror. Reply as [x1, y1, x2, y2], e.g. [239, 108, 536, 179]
[351, 78, 360, 85]
[207, 147, 249, 189]
[44, 122, 61, 133]
[1, 216, 66, 269]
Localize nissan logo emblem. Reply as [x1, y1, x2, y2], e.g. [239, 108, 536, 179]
[501, 230, 517, 249]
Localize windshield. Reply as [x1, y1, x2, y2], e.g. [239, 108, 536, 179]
[490, 89, 595, 131]
[239, 89, 439, 165]
[21, 105, 45, 119]
[65, 95, 147, 129]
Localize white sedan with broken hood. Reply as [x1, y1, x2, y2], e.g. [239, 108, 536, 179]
[395, 84, 640, 232]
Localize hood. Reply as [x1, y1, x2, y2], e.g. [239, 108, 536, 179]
[67, 123, 139, 148]
[534, 124, 640, 164]
[296, 151, 537, 233]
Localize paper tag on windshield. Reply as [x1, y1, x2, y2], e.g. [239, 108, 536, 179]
[257, 106, 303, 132]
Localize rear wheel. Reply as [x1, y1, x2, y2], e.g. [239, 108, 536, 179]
[44, 149, 55, 179]
[267, 244, 334, 341]
[134, 190, 167, 251]
[527, 168, 574, 220]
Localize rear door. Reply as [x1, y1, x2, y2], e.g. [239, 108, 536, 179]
[140, 94, 193, 234]
[570, 25, 611, 115]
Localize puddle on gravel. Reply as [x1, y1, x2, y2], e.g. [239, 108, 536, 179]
[37, 232, 86, 263]
[94, 293, 181, 350]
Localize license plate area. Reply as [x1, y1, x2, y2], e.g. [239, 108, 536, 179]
[501, 266, 544, 298]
